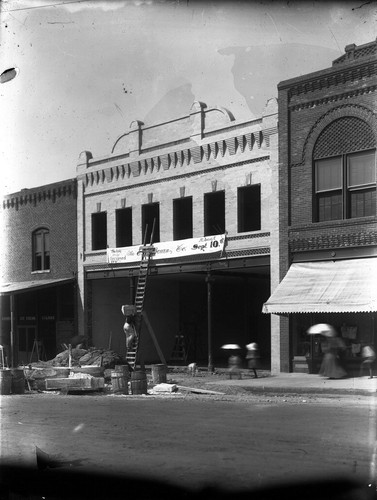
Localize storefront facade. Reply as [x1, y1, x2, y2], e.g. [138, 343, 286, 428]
[77, 100, 281, 370]
[0, 180, 78, 366]
[264, 39, 377, 374]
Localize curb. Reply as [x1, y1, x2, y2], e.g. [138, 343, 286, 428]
[241, 386, 376, 396]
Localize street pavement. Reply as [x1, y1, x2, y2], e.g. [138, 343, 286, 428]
[207, 371, 377, 396]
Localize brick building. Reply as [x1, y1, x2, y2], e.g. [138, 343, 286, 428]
[0, 179, 77, 366]
[76, 99, 280, 369]
[264, 39, 377, 374]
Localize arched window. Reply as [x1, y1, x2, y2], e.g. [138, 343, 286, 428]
[313, 117, 376, 222]
[32, 228, 50, 271]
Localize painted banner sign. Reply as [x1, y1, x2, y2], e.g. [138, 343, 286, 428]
[107, 234, 226, 264]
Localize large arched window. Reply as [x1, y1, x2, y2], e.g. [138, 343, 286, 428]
[314, 117, 376, 222]
[32, 228, 50, 271]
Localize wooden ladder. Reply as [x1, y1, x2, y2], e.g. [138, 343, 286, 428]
[125, 221, 156, 369]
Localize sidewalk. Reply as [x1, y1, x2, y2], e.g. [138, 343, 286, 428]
[207, 372, 377, 396]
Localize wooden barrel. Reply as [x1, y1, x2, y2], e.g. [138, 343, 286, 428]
[151, 364, 167, 384]
[11, 368, 25, 394]
[111, 365, 130, 394]
[130, 370, 148, 395]
[0, 369, 12, 395]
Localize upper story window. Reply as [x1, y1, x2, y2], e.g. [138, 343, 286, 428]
[116, 207, 132, 247]
[142, 202, 160, 244]
[314, 118, 376, 222]
[204, 191, 225, 236]
[173, 197, 193, 240]
[32, 228, 50, 271]
[238, 184, 261, 232]
[92, 212, 107, 250]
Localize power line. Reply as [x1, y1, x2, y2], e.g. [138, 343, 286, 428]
[1, 0, 87, 13]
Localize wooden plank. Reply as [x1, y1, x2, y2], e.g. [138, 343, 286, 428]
[143, 312, 167, 365]
[176, 385, 224, 395]
[45, 377, 104, 391]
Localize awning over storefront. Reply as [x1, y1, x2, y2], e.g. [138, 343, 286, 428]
[0, 278, 74, 295]
[262, 258, 377, 314]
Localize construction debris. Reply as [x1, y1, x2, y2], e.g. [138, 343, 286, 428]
[152, 383, 178, 393]
[45, 376, 104, 392]
[176, 385, 225, 395]
[49, 347, 124, 369]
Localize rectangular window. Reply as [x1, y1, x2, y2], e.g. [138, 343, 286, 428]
[173, 197, 193, 240]
[238, 185, 261, 232]
[142, 203, 160, 244]
[92, 212, 107, 250]
[315, 150, 376, 221]
[347, 151, 376, 187]
[204, 191, 225, 236]
[318, 192, 342, 222]
[32, 229, 50, 271]
[315, 157, 342, 192]
[116, 208, 132, 247]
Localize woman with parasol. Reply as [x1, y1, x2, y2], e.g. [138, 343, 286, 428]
[307, 324, 347, 379]
[245, 342, 261, 378]
[222, 344, 242, 379]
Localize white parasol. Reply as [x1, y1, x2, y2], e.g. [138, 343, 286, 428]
[307, 323, 336, 337]
[221, 344, 241, 350]
[246, 343, 258, 350]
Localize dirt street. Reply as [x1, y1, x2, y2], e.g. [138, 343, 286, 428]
[0, 369, 375, 500]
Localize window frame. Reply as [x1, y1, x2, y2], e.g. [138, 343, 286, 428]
[32, 227, 50, 272]
[173, 196, 193, 241]
[204, 190, 226, 236]
[115, 207, 133, 248]
[237, 184, 261, 233]
[141, 202, 160, 244]
[314, 148, 376, 222]
[91, 211, 108, 251]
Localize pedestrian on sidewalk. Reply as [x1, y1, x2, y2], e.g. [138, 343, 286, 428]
[359, 345, 376, 378]
[245, 342, 261, 379]
[319, 332, 347, 379]
[228, 354, 242, 379]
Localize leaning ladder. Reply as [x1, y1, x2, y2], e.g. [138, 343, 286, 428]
[125, 221, 156, 369]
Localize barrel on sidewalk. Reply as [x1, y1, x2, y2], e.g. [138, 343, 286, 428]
[111, 365, 130, 394]
[130, 370, 148, 395]
[0, 369, 12, 395]
[151, 364, 167, 384]
[11, 368, 25, 394]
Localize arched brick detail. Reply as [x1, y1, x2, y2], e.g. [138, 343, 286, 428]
[299, 104, 377, 167]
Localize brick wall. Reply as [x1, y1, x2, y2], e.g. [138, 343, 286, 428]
[278, 42, 377, 255]
[1, 179, 77, 283]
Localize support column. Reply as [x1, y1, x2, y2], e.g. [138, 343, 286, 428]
[10, 293, 15, 368]
[206, 273, 215, 373]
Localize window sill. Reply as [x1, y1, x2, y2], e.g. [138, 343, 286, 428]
[31, 270, 51, 275]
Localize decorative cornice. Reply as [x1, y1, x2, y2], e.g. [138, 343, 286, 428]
[2, 180, 77, 210]
[288, 60, 377, 100]
[226, 247, 269, 257]
[83, 156, 270, 198]
[81, 128, 274, 189]
[289, 231, 377, 253]
[290, 84, 377, 112]
[227, 232, 270, 241]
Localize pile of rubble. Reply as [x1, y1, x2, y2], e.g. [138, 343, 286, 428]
[24, 347, 125, 391]
[48, 347, 124, 369]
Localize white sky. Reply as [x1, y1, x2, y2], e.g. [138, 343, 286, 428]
[1, 0, 376, 195]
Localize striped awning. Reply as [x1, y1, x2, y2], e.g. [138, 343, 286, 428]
[262, 258, 377, 314]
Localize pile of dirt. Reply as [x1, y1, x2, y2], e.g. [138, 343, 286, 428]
[48, 347, 125, 369]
